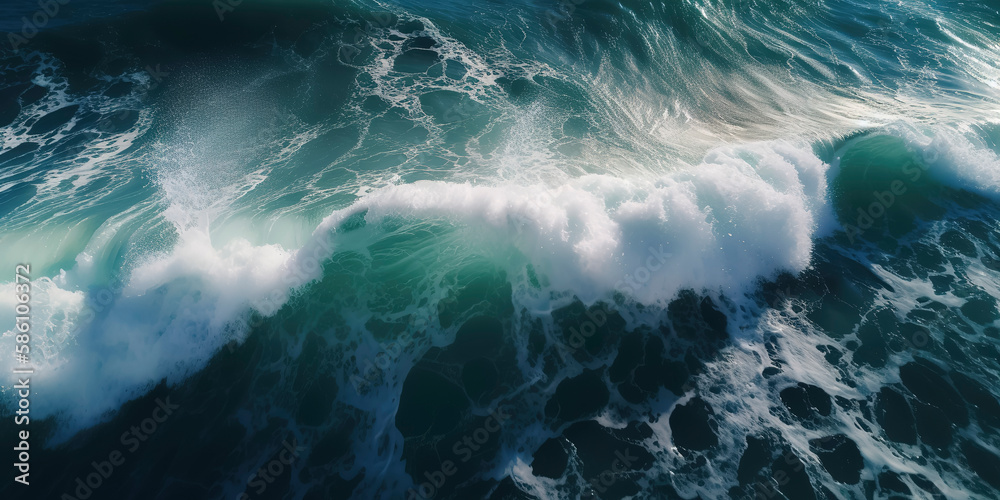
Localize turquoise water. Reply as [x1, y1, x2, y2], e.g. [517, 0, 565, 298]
[2, 0, 1000, 498]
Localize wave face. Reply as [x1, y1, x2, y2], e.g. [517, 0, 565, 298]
[2, 0, 1000, 498]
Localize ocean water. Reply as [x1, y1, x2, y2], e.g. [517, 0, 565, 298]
[1, 0, 1000, 498]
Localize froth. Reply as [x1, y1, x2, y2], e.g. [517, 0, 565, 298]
[318, 139, 831, 306]
[0, 137, 832, 440]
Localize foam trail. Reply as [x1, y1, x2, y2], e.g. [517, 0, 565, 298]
[887, 122, 1000, 199]
[315, 140, 832, 306]
[8, 127, 1000, 440]
[0, 138, 831, 438]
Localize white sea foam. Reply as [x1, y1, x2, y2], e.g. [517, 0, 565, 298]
[316, 139, 832, 307]
[4, 122, 1000, 453]
[888, 122, 1000, 199]
[0, 135, 830, 439]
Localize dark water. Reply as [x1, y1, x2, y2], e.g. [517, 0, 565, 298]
[2, 0, 1000, 498]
